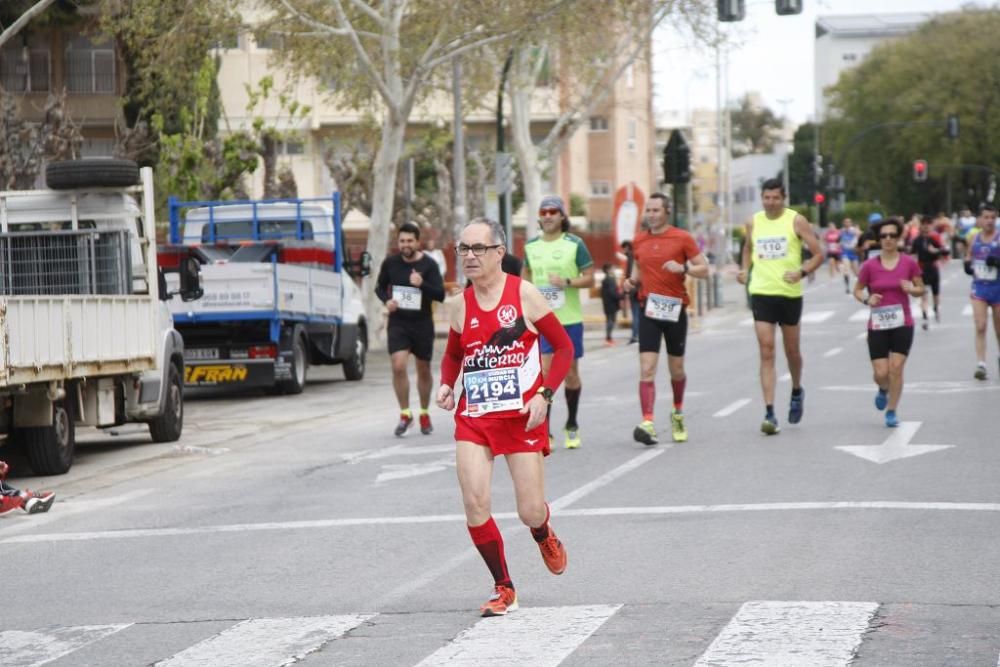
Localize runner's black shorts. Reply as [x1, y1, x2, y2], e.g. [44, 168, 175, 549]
[921, 266, 940, 296]
[750, 294, 803, 326]
[638, 305, 688, 356]
[387, 317, 435, 360]
[867, 325, 914, 359]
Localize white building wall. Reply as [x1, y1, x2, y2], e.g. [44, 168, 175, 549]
[730, 153, 784, 225]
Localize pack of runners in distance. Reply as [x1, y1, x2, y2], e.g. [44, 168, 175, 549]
[377, 185, 998, 616]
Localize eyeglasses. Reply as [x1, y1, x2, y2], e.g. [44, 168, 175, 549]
[879, 233, 899, 239]
[455, 243, 502, 256]
[539, 208, 562, 216]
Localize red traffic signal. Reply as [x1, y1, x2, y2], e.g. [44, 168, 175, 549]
[913, 159, 928, 182]
[814, 192, 826, 205]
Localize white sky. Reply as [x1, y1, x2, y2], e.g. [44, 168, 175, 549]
[652, 0, 988, 125]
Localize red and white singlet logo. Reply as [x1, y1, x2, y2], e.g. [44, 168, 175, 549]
[497, 304, 518, 328]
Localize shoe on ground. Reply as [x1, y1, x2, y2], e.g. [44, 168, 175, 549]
[921, 321, 929, 331]
[788, 389, 804, 424]
[419, 413, 433, 435]
[874, 388, 888, 411]
[632, 420, 658, 446]
[564, 427, 581, 449]
[538, 530, 567, 575]
[974, 364, 987, 381]
[480, 584, 518, 617]
[394, 414, 413, 436]
[627, 338, 638, 345]
[761, 414, 780, 435]
[604, 339, 616, 347]
[22, 490, 55, 514]
[0, 494, 24, 516]
[670, 410, 688, 443]
[885, 410, 899, 428]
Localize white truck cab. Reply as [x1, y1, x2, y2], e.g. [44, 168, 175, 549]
[161, 194, 369, 393]
[0, 159, 201, 474]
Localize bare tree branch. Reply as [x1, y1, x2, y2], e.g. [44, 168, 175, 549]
[346, 0, 387, 27]
[0, 0, 58, 49]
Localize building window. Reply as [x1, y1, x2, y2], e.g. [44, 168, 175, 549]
[589, 116, 609, 132]
[214, 34, 240, 50]
[256, 33, 283, 50]
[80, 138, 115, 158]
[0, 45, 50, 92]
[842, 53, 857, 62]
[590, 180, 612, 198]
[65, 37, 114, 94]
[282, 137, 305, 155]
[627, 118, 637, 152]
[625, 64, 634, 88]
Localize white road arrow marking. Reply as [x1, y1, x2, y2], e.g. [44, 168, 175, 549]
[375, 457, 456, 483]
[836, 421, 953, 464]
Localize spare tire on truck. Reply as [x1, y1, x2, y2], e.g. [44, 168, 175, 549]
[46, 158, 140, 190]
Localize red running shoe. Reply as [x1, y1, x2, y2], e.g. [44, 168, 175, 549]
[22, 490, 55, 514]
[419, 413, 433, 435]
[393, 414, 413, 437]
[479, 584, 518, 617]
[538, 530, 567, 575]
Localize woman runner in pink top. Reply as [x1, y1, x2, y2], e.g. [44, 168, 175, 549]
[853, 218, 925, 427]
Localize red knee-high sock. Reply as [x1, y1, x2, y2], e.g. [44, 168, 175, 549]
[639, 381, 656, 421]
[671, 376, 686, 410]
[468, 517, 512, 588]
[530, 503, 551, 543]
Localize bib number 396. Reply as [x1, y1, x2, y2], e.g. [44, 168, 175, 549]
[645, 293, 682, 322]
[871, 304, 904, 330]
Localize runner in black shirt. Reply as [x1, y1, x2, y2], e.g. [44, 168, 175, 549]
[908, 215, 949, 330]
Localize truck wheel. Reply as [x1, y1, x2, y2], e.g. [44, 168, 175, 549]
[148, 364, 184, 443]
[45, 158, 141, 190]
[21, 397, 76, 475]
[342, 329, 367, 381]
[276, 332, 308, 394]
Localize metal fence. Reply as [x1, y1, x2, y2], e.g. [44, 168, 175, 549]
[0, 229, 132, 296]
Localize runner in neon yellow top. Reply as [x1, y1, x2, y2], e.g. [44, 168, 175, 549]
[523, 195, 595, 450]
[737, 178, 823, 435]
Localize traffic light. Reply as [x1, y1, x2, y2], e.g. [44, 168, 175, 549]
[913, 159, 928, 182]
[663, 130, 691, 185]
[946, 114, 959, 140]
[776, 0, 803, 15]
[814, 192, 826, 205]
[717, 0, 745, 22]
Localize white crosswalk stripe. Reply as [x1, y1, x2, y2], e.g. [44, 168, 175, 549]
[154, 615, 374, 667]
[8, 601, 1000, 666]
[0, 623, 132, 667]
[694, 600, 877, 667]
[849, 308, 870, 322]
[416, 605, 621, 667]
[801, 310, 836, 323]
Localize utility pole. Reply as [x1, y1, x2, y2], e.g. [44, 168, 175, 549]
[452, 57, 467, 285]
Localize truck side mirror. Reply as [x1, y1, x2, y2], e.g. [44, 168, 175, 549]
[158, 267, 170, 301]
[179, 257, 203, 302]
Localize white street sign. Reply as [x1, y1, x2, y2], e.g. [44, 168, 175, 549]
[836, 421, 953, 464]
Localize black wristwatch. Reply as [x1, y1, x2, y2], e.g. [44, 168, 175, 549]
[539, 387, 554, 404]
[800, 268, 808, 278]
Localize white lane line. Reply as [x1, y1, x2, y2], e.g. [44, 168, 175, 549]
[963, 304, 973, 316]
[8, 502, 1000, 546]
[739, 317, 754, 326]
[0, 489, 155, 538]
[379, 452, 664, 607]
[550, 450, 665, 511]
[416, 605, 621, 667]
[801, 310, 835, 323]
[823, 347, 844, 358]
[695, 600, 877, 667]
[155, 615, 373, 667]
[855, 331, 868, 340]
[779, 372, 791, 382]
[849, 309, 870, 322]
[713, 398, 751, 418]
[0, 624, 132, 667]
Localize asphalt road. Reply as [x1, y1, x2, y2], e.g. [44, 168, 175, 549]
[2, 260, 998, 666]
